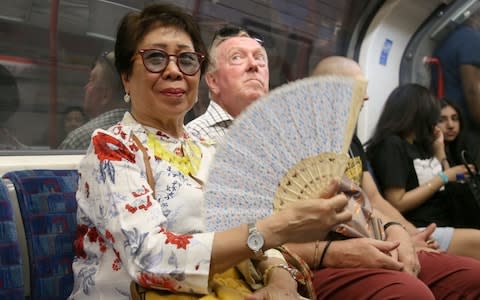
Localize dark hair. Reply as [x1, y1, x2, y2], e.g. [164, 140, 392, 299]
[439, 97, 470, 164]
[366, 83, 440, 157]
[0, 65, 20, 125]
[114, 3, 209, 77]
[64, 105, 86, 118]
[94, 51, 124, 101]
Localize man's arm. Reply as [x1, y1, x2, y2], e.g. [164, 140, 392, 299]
[460, 64, 480, 125]
[361, 172, 417, 234]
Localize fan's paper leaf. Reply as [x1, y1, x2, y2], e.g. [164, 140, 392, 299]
[205, 76, 367, 231]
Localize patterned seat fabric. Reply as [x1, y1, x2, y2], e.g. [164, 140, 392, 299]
[0, 180, 25, 299]
[4, 170, 79, 300]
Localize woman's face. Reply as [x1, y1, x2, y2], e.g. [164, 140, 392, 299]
[438, 105, 460, 142]
[64, 110, 86, 134]
[122, 25, 200, 126]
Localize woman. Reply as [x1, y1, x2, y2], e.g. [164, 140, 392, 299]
[366, 83, 480, 260]
[438, 97, 480, 167]
[69, 4, 351, 299]
[437, 97, 480, 228]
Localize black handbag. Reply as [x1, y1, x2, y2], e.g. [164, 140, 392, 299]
[461, 150, 480, 210]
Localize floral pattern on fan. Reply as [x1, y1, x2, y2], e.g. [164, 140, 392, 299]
[204, 76, 367, 231]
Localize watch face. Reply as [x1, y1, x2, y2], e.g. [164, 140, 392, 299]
[247, 232, 264, 251]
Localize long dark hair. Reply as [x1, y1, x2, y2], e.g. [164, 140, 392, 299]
[366, 83, 440, 157]
[439, 97, 470, 165]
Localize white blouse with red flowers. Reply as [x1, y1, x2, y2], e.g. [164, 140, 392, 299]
[69, 112, 216, 299]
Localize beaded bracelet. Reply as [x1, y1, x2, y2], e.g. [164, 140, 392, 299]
[313, 240, 321, 269]
[262, 263, 306, 285]
[438, 171, 449, 184]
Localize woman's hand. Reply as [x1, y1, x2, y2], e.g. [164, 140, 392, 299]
[245, 282, 299, 300]
[445, 164, 476, 182]
[259, 179, 352, 246]
[321, 238, 403, 270]
[432, 126, 446, 159]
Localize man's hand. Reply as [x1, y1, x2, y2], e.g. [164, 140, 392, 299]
[384, 225, 421, 277]
[322, 238, 403, 270]
[411, 223, 440, 251]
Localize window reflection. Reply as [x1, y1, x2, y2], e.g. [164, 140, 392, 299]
[0, 0, 367, 153]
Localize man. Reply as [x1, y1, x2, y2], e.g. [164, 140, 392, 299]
[59, 51, 127, 150]
[186, 27, 269, 141]
[433, 12, 480, 132]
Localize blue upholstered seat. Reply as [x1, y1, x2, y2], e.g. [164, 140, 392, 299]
[0, 179, 25, 299]
[4, 170, 79, 300]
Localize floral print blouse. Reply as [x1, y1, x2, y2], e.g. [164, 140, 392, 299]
[69, 112, 216, 299]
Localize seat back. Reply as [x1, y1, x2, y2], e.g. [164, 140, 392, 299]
[0, 179, 25, 299]
[3, 170, 79, 300]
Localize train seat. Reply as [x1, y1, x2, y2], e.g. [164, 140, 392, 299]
[3, 170, 79, 300]
[0, 179, 25, 299]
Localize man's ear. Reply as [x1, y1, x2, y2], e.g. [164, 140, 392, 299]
[205, 72, 219, 95]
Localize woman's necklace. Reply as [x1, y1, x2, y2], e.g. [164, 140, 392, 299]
[146, 131, 202, 176]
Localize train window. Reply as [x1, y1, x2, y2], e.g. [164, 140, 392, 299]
[0, 0, 367, 154]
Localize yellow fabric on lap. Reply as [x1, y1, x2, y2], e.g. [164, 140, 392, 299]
[131, 267, 252, 300]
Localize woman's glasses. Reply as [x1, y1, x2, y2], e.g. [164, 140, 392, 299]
[137, 49, 205, 76]
[212, 26, 264, 45]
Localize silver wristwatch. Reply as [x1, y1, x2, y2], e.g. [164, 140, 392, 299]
[247, 223, 266, 260]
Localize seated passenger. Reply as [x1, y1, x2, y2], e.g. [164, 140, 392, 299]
[59, 51, 127, 150]
[0, 64, 26, 150]
[187, 25, 269, 141]
[437, 97, 480, 228]
[366, 83, 480, 259]
[69, 4, 352, 299]
[438, 97, 480, 167]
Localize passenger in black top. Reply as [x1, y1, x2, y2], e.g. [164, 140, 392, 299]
[438, 97, 480, 167]
[366, 83, 480, 258]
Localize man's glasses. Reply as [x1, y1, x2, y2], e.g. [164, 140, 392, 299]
[137, 49, 205, 76]
[101, 51, 116, 73]
[212, 26, 264, 46]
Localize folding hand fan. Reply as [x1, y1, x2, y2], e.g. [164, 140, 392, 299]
[204, 76, 367, 232]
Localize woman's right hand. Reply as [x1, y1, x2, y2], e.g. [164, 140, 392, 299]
[258, 179, 352, 246]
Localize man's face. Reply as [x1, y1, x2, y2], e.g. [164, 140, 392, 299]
[207, 37, 269, 117]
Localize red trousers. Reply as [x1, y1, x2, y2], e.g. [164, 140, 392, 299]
[313, 251, 480, 299]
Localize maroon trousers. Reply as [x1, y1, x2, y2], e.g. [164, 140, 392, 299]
[313, 251, 480, 299]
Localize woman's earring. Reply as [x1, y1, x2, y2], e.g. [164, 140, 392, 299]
[124, 93, 131, 103]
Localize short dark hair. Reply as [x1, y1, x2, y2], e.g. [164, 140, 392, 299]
[114, 3, 208, 77]
[0, 65, 20, 124]
[366, 83, 440, 157]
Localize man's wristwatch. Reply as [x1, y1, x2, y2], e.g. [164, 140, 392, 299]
[247, 223, 266, 260]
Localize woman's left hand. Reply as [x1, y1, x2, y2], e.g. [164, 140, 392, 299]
[432, 126, 446, 158]
[245, 283, 300, 300]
